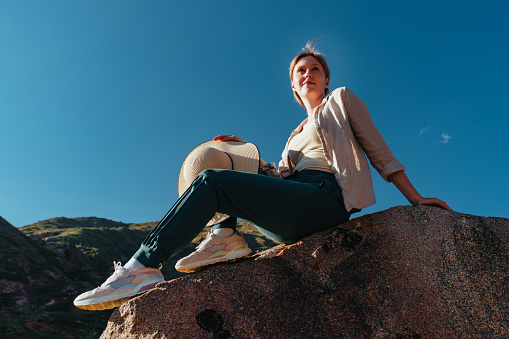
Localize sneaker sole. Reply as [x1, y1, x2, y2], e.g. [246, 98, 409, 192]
[74, 280, 162, 311]
[75, 295, 134, 311]
[176, 246, 252, 273]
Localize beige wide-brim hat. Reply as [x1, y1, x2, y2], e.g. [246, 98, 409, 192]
[178, 140, 260, 226]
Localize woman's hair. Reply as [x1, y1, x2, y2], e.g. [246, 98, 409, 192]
[289, 40, 331, 108]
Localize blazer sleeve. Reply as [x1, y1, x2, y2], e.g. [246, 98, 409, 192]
[343, 88, 405, 182]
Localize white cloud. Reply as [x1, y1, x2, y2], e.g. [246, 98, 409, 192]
[419, 125, 431, 135]
[439, 133, 452, 144]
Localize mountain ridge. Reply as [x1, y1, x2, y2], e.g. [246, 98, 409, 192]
[1, 215, 277, 338]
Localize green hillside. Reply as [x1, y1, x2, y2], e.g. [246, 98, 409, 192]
[1, 216, 277, 338]
[0, 216, 111, 338]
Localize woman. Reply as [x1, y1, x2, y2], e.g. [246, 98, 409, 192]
[74, 42, 450, 311]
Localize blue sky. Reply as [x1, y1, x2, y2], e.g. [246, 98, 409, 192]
[1, 1, 508, 227]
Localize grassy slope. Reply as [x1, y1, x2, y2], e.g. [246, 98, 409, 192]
[20, 217, 278, 282]
[1, 216, 111, 338]
[3, 216, 277, 338]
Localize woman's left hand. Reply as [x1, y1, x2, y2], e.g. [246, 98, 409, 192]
[416, 197, 451, 210]
[388, 171, 452, 211]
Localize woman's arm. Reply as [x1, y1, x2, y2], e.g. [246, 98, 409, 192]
[388, 170, 451, 210]
[341, 89, 450, 210]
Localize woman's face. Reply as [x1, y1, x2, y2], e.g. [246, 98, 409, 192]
[291, 56, 329, 103]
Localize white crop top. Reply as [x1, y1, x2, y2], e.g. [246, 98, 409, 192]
[287, 119, 333, 173]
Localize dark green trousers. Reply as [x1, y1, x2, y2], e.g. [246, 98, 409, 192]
[133, 169, 351, 268]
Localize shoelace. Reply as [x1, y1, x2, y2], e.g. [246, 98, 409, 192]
[101, 261, 126, 286]
[195, 233, 213, 251]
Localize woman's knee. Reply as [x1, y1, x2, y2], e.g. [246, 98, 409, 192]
[196, 168, 230, 184]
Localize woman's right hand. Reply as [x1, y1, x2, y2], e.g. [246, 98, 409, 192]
[213, 135, 246, 143]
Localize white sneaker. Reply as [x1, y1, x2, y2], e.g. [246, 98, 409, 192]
[175, 232, 252, 273]
[73, 262, 164, 311]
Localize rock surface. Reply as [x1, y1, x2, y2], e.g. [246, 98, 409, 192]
[101, 206, 509, 338]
